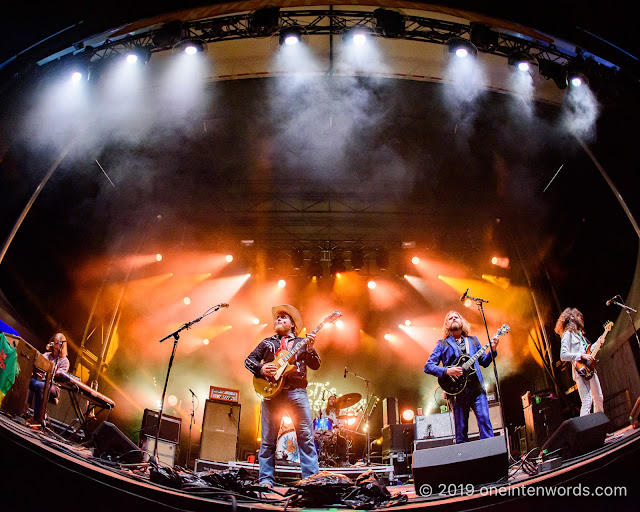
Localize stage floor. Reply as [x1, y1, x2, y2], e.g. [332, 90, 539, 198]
[1, 412, 638, 511]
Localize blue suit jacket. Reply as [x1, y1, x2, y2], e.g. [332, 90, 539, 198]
[424, 335, 496, 388]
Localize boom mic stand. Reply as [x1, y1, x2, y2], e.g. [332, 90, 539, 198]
[153, 303, 228, 463]
[608, 295, 639, 350]
[465, 291, 511, 458]
[345, 368, 375, 465]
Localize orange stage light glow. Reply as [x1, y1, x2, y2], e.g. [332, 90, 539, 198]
[402, 409, 415, 422]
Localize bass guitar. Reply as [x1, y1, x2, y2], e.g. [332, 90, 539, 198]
[438, 324, 511, 395]
[253, 311, 342, 399]
[574, 321, 613, 380]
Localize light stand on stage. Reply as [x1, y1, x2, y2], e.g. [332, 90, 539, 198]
[153, 303, 229, 464]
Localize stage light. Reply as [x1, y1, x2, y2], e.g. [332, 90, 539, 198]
[508, 51, 535, 72]
[470, 23, 498, 51]
[252, 317, 260, 325]
[491, 256, 510, 268]
[156, 254, 163, 261]
[568, 71, 588, 88]
[402, 409, 415, 422]
[291, 249, 304, 270]
[411, 256, 419, 265]
[538, 59, 568, 89]
[384, 333, 392, 341]
[373, 8, 405, 38]
[225, 254, 233, 263]
[308, 255, 323, 278]
[343, 27, 371, 47]
[278, 279, 286, 288]
[279, 27, 303, 46]
[405, 320, 411, 326]
[71, 71, 83, 83]
[336, 319, 344, 328]
[168, 395, 178, 406]
[184, 297, 191, 305]
[248, 6, 280, 36]
[125, 47, 151, 65]
[446, 38, 478, 59]
[174, 38, 207, 55]
[351, 249, 364, 271]
[203, 338, 209, 345]
[464, 298, 472, 308]
[375, 249, 389, 271]
[368, 280, 377, 290]
[331, 253, 346, 275]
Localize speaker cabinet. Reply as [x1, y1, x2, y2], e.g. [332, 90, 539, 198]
[383, 397, 399, 426]
[524, 398, 563, 451]
[199, 399, 241, 462]
[382, 424, 415, 455]
[541, 412, 610, 459]
[140, 409, 182, 444]
[140, 436, 177, 467]
[469, 402, 503, 434]
[92, 421, 143, 463]
[412, 436, 508, 495]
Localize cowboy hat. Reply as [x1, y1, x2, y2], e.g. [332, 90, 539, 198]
[272, 304, 303, 334]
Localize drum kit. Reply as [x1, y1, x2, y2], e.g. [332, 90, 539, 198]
[312, 392, 362, 466]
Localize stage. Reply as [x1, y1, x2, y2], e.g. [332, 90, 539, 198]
[1, 411, 637, 511]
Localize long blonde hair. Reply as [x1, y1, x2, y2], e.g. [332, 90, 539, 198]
[442, 311, 471, 338]
[554, 308, 584, 336]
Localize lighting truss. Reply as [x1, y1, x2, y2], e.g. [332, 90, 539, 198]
[44, 9, 618, 85]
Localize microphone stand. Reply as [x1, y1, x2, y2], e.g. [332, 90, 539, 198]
[152, 303, 227, 464]
[609, 296, 639, 350]
[187, 390, 197, 469]
[345, 368, 375, 465]
[465, 291, 511, 457]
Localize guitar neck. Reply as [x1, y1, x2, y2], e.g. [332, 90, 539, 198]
[463, 338, 493, 368]
[285, 322, 325, 359]
[590, 333, 607, 358]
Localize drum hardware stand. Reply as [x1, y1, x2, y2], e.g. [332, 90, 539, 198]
[465, 290, 510, 457]
[344, 367, 375, 465]
[154, 303, 228, 463]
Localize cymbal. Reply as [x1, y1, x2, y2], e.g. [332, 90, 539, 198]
[334, 393, 362, 410]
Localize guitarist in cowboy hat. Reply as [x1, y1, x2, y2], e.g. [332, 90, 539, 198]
[424, 311, 499, 444]
[245, 304, 320, 487]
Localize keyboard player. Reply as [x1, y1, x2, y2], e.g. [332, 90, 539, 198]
[28, 333, 70, 425]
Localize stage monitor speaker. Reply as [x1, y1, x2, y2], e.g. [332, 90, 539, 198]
[541, 412, 610, 459]
[382, 424, 415, 455]
[140, 408, 182, 444]
[92, 421, 143, 463]
[199, 399, 241, 462]
[413, 436, 508, 495]
[383, 397, 399, 426]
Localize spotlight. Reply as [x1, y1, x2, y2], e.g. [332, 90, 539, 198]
[225, 254, 233, 263]
[384, 333, 392, 341]
[373, 8, 405, 38]
[411, 256, 419, 265]
[156, 254, 163, 261]
[278, 279, 286, 288]
[179, 39, 207, 55]
[343, 27, 371, 47]
[330, 253, 346, 275]
[368, 280, 377, 290]
[446, 38, 478, 59]
[252, 317, 260, 325]
[291, 249, 304, 271]
[401, 409, 415, 422]
[279, 27, 302, 46]
[375, 249, 389, 271]
[125, 47, 151, 65]
[308, 255, 323, 278]
[350, 249, 364, 271]
[184, 297, 191, 305]
[508, 51, 535, 72]
[248, 6, 280, 36]
[538, 59, 568, 89]
[568, 71, 588, 88]
[152, 21, 183, 48]
[405, 320, 411, 326]
[470, 23, 498, 51]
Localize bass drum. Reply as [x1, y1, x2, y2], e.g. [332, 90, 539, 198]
[276, 429, 300, 463]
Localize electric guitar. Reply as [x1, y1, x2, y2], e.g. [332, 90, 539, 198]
[253, 311, 342, 399]
[438, 324, 511, 395]
[574, 321, 613, 380]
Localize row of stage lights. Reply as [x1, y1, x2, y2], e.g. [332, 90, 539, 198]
[56, 7, 606, 91]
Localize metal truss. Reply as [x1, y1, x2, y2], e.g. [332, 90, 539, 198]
[73, 9, 615, 79]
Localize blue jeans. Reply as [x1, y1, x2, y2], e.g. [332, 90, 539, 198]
[259, 388, 318, 485]
[28, 378, 59, 422]
[452, 384, 493, 443]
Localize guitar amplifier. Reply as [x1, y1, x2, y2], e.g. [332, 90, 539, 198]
[382, 424, 414, 455]
[140, 409, 182, 444]
[415, 412, 454, 439]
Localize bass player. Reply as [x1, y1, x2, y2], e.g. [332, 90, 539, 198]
[244, 304, 319, 487]
[424, 311, 499, 444]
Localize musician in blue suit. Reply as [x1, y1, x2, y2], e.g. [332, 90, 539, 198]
[424, 311, 499, 443]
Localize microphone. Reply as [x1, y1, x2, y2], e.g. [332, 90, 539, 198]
[460, 288, 470, 302]
[189, 388, 196, 396]
[344, 367, 347, 378]
[605, 295, 619, 306]
[221, 303, 229, 308]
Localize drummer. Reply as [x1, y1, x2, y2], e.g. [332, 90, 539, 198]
[321, 394, 349, 466]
